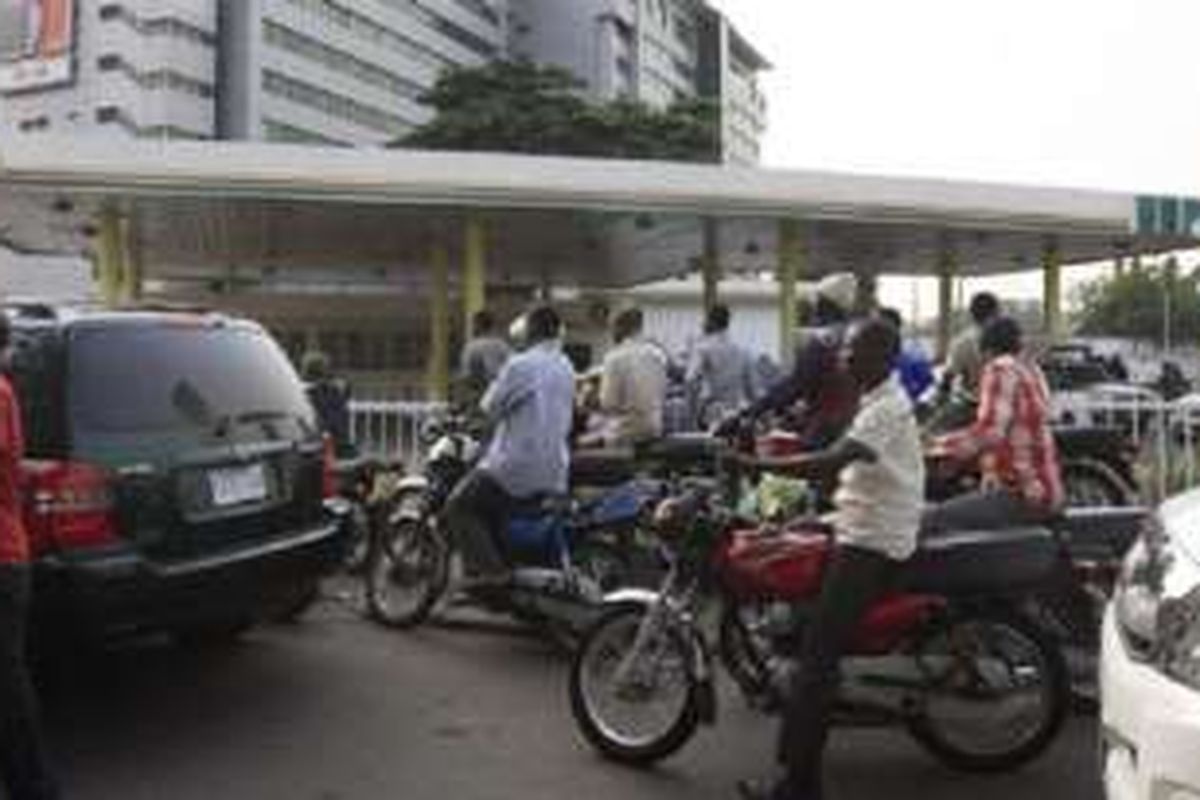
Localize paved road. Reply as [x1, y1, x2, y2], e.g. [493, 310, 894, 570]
[42, 594, 1102, 800]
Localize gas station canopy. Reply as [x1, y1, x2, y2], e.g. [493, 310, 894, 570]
[1, 137, 1193, 290]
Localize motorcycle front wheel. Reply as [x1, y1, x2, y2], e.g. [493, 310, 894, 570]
[906, 606, 1069, 773]
[364, 506, 449, 629]
[569, 606, 701, 766]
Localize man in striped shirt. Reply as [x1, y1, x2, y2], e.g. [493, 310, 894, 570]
[926, 316, 1065, 532]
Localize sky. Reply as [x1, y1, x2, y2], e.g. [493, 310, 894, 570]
[710, 0, 1200, 319]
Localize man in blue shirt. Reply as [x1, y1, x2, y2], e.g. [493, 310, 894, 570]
[879, 307, 933, 404]
[445, 306, 575, 586]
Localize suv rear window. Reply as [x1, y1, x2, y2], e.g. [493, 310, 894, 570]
[67, 323, 317, 459]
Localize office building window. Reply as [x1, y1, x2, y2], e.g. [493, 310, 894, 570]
[97, 4, 217, 47]
[263, 21, 424, 102]
[96, 54, 215, 98]
[263, 118, 350, 147]
[262, 70, 414, 135]
[283, 0, 459, 70]
[372, 0, 499, 58]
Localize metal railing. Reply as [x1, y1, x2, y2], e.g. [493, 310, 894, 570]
[1053, 391, 1200, 500]
[348, 400, 446, 467]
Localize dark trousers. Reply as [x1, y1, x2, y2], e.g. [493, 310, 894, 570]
[0, 565, 59, 800]
[775, 546, 898, 800]
[445, 471, 514, 578]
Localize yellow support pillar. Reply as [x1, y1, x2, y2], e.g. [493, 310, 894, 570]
[94, 208, 124, 308]
[1042, 239, 1063, 342]
[936, 250, 956, 363]
[778, 219, 803, 366]
[427, 240, 451, 401]
[701, 218, 720, 313]
[463, 216, 487, 338]
[119, 215, 143, 303]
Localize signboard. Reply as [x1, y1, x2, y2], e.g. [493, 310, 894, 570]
[1135, 195, 1200, 239]
[0, 0, 75, 94]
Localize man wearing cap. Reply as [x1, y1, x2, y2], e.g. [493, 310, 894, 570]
[736, 272, 863, 451]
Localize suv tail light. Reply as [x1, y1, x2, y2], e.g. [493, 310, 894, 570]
[321, 436, 337, 500]
[22, 460, 119, 554]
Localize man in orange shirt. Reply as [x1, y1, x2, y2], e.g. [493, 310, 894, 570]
[0, 314, 60, 799]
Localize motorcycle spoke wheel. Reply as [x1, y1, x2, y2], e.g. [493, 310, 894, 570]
[365, 518, 446, 629]
[569, 607, 700, 765]
[908, 610, 1068, 772]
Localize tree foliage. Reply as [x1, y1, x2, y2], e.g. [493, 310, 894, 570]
[1075, 264, 1200, 343]
[395, 60, 720, 162]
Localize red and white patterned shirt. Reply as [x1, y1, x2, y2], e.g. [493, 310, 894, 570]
[936, 354, 1065, 512]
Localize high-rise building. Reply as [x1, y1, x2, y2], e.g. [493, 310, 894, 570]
[509, 0, 768, 164]
[0, 0, 510, 146]
[219, 0, 509, 146]
[1, 1, 763, 160]
[1, 0, 219, 140]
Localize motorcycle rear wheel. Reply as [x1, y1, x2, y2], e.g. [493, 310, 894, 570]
[1062, 457, 1133, 507]
[905, 607, 1069, 773]
[364, 512, 449, 629]
[569, 606, 701, 766]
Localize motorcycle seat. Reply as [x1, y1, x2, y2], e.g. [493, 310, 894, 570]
[634, 434, 721, 466]
[1056, 506, 1149, 562]
[904, 526, 1059, 595]
[570, 450, 637, 487]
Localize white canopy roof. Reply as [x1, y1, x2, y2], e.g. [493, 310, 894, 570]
[0, 137, 1191, 289]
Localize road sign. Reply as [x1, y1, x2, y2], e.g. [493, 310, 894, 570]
[1135, 195, 1200, 238]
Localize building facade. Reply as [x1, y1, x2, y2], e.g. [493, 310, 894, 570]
[220, 0, 508, 146]
[1, 0, 219, 140]
[0, 0, 510, 146]
[509, 0, 768, 164]
[2, 0, 763, 157]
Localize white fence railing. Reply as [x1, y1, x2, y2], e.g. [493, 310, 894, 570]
[1054, 391, 1200, 500]
[348, 392, 1200, 495]
[348, 400, 446, 466]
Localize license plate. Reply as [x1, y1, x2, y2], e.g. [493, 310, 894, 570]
[209, 463, 268, 507]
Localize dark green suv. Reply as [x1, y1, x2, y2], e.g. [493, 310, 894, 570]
[9, 304, 344, 645]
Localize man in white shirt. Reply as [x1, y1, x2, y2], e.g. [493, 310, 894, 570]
[738, 317, 924, 800]
[595, 307, 667, 447]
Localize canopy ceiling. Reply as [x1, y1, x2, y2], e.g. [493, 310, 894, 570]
[1, 138, 1193, 290]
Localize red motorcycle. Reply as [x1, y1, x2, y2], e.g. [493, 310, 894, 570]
[568, 486, 1070, 772]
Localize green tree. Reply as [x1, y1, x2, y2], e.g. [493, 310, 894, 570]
[394, 60, 720, 163]
[1075, 263, 1200, 344]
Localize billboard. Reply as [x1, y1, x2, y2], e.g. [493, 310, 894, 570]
[0, 0, 75, 94]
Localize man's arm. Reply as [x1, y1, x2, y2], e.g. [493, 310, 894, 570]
[480, 360, 532, 421]
[936, 361, 1015, 460]
[598, 353, 622, 414]
[745, 335, 825, 417]
[745, 436, 876, 482]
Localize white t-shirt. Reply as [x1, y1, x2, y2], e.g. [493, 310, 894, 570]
[826, 376, 925, 561]
[599, 336, 668, 446]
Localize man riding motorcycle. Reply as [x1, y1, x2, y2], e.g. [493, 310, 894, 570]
[736, 318, 924, 800]
[732, 272, 861, 451]
[444, 305, 575, 591]
[925, 316, 1065, 532]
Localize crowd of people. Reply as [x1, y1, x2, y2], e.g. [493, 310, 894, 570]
[0, 269, 1066, 800]
[444, 275, 1064, 800]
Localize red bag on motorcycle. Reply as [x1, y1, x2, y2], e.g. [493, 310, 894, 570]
[716, 525, 830, 601]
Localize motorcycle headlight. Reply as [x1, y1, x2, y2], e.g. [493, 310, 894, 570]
[1114, 513, 1200, 689]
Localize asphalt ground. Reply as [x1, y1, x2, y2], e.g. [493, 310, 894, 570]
[40, 592, 1102, 800]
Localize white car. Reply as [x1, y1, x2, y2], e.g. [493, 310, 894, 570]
[1102, 488, 1200, 800]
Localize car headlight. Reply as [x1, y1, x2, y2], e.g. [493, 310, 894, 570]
[1114, 513, 1200, 689]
